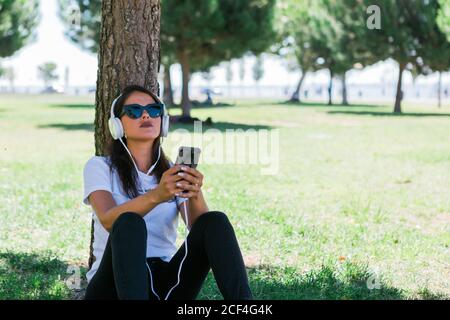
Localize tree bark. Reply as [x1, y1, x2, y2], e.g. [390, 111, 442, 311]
[163, 64, 174, 106]
[438, 71, 442, 108]
[290, 71, 306, 103]
[178, 49, 192, 118]
[394, 62, 406, 114]
[341, 71, 348, 106]
[328, 69, 333, 105]
[90, 0, 161, 269]
[95, 0, 161, 156]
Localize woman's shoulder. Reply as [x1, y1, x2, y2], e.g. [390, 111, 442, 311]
[84, 155, 112, 171]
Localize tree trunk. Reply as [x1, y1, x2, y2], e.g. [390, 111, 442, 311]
[163, 64, 174, 106]
[290, 71, 306, 103]
[438, 71, 442, 108]
[90, 0, 161, 270]
[341, 71, 348, 106]
[178, 50, 192, 118]
[328, 69, 333, 105]
[394, 62, 406, 114]
[9, 79, 14, 93]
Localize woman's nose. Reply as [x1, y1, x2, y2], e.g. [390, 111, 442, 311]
[142, 110, 150, 119]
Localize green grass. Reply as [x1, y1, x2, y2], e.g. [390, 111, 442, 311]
[0, 94, 449, 300]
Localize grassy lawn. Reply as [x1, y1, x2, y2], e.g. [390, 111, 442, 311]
[0, 94, 449, 300]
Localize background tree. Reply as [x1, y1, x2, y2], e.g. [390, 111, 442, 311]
[275, 0, 346, 105]
[415, 0, 450, 108]
[239, 58, 246, 83]
[435, 0, 450, 105]
[353, 0, 447, 113]
[437, 0, 450, 41]
[321, 1, 382, 106]
[239, 58, 246, 97]
[274, 0, 314, 103]
[59, 0, 276, 120]
[225, 62, 233, 85]
[5, 66, 16, 92]
[160, 17, 178, 107]
[0, 64, 5, 92]
[161, 58, 175, 106]
[306, 5, 341, 106]
[162, 0, 276, 118]
[0, 0, 40, 58]
[252, 55, 264, 97]
[37, 62, 59, 88]
[252, 55, 264, 84]
[58, 0, 101, 53]
[64, 66, 70, 92]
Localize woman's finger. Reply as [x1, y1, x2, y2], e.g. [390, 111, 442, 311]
[164, 164, 182, 177]
[176, 190, 196, 198]
[176, 182, 200, 192]
[180, 166, 203, 180]
[176, 171, 202, 186]
[166, 174, 185, 183]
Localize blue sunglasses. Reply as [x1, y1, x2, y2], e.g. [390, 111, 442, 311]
[120, 103, 164, 119]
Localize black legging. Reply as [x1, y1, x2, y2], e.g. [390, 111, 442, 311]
[84, 210, 253, 300]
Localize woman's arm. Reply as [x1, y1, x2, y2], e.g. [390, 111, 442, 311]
[89, 165, 184, 232]
[89, 189, 159, 232]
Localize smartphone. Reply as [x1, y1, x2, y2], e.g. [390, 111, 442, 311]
[175, 146, 201, 169]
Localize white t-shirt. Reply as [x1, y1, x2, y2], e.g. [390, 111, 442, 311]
[82, 155, 187, 283]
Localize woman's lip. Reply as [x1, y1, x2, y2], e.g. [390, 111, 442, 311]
[140, 124, 153, 128]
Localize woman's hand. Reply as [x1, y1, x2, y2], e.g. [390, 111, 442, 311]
[175, 166, 204, 199]
[152, 165, 186, 203]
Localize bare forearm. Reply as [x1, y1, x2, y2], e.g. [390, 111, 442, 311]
[103, 191, 159, 232]
[187, 190, 209, 228]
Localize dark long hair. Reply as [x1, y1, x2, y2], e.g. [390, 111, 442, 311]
[106, 85, 171, 199]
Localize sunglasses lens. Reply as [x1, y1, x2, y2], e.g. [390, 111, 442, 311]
[124, 105, 142, 119]
[148, 105, 162, 118]
[122, 104, 162, 119]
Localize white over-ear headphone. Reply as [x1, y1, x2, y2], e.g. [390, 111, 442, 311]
[107, 89, 169, 183]
[108, 90, 169, 140]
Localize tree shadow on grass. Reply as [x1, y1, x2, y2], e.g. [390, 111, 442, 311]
[327, 111, 450, 117]
[168, 102, 237, 110]
[0, 250, 87, 300]
[1, 250, 447, 300]
[37, 123, 94, 131]
[277, 101, 384, 109]
[198, 262, 447, 300]
[49, 103, 94, 109]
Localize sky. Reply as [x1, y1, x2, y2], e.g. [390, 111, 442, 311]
[1, 0, 447, 90]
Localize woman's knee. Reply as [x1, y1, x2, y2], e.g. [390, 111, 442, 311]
[196, 211, 231, 227]
[111, 211, 146, 234]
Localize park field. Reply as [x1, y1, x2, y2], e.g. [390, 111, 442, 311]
[0, 94, 449, 299]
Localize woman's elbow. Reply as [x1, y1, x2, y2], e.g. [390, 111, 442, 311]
[97, 209, 114, 233]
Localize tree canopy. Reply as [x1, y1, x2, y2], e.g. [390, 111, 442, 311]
[0, 0, 40, 58]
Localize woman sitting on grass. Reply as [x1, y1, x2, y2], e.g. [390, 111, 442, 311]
[82, 84, 253, 300]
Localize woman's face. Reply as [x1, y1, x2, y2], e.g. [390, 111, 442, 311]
[120, 91, 161, 141]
